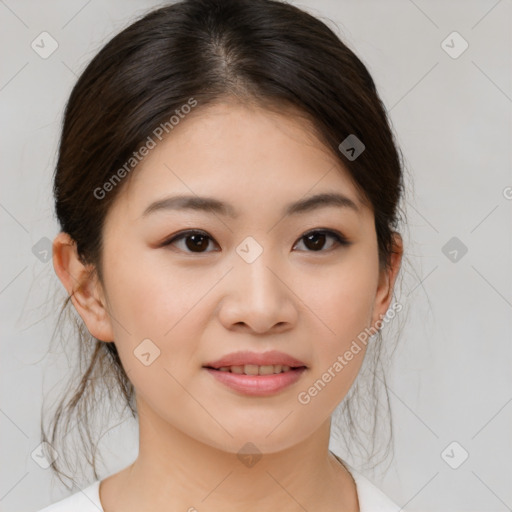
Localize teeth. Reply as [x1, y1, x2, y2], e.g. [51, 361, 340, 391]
[217, 364, 294, 375]
[259, 364, 279, 375]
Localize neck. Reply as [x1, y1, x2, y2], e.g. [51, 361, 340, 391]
[99, 397, 359, 512]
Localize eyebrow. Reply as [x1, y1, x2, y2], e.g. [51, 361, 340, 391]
[142, 192, 360, 218]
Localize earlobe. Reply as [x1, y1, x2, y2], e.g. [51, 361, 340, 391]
[371, 232, 403, 329]
[52, 232, 114, 342]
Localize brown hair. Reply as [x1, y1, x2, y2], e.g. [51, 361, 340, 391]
[42, 0, 407, 487]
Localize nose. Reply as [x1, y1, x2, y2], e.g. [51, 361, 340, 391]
[217, 252, 298, 334]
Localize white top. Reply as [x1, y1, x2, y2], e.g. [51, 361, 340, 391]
[36, 465, 401, 512]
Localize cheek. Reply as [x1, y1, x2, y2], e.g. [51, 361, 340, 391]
[102, 247, 205, 339]
[100, 245, 225, 386]
[100, 253, 205, 404]
[297, 253, 377, 398]
[303, 253, 378, 340]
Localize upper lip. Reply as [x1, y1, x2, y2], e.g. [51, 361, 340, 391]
[203, 350, 307, 369]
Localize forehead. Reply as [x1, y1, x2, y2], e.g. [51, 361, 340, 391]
[114, 101, 368, 218]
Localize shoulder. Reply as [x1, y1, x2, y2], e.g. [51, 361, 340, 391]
[35, 480, 103, 512]
[347, 465, 402, 512]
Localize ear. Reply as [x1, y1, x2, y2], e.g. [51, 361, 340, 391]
[371, 232, 403, 329]
[52, 232, 114, 342]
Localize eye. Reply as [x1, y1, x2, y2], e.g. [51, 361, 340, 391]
[293, 229, 350, 252]
[161, 230, 219, 253]
[161, 228, 350, 254]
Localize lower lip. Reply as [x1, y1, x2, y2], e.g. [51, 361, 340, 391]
[204, 367, 307, 396]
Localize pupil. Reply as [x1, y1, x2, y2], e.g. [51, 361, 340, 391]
[305, 232, 325, 251]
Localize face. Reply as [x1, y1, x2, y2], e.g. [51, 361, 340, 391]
[60, 100, 401, 455]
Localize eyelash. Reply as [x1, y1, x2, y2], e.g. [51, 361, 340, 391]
[160, 229, 350, 254]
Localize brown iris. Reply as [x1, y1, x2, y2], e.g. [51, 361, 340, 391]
[302, 231, 327, 251]
[185, 233, 210, 252]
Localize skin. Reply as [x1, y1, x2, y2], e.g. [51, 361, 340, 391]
[53, 99, 403, 512]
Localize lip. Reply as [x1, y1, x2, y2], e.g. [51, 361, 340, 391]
[204, 367, 307, 396]
[203, 350, 307, 369]
[202, 350, 308, 397]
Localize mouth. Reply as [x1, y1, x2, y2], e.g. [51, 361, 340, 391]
[202, 350, 308, 396]
[202, 364, 308, 396]
[203, 364, 307, 375]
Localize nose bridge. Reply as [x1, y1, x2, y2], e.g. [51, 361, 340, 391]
[219, 235, 296, 332]
[235, 239, 281, 305]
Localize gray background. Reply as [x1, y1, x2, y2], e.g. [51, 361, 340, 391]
[1, 0, 511, 511]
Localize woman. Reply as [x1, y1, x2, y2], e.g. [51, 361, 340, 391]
[38, 0, 405, 510]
